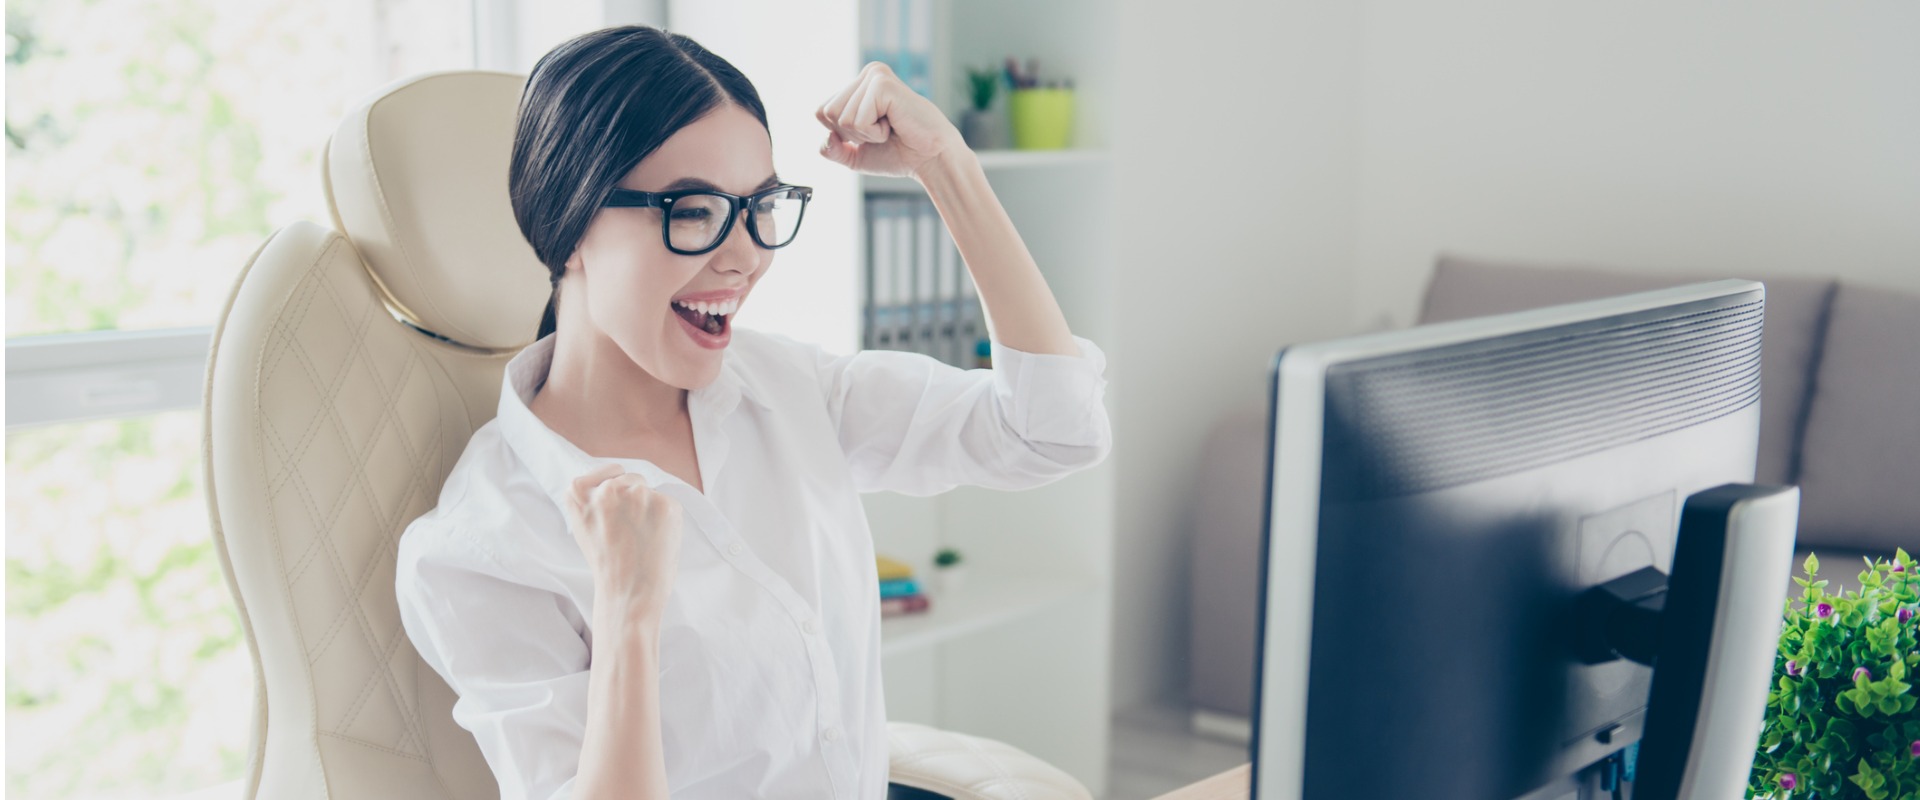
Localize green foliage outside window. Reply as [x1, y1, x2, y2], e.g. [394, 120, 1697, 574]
[6, 412, 249, 798]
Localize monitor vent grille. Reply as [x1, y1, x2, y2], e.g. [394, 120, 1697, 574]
[1323, 299, 1763, 498]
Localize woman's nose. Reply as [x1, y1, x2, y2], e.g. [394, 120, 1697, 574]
[712, 209, 759, 269]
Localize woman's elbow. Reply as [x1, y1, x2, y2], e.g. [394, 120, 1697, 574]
[1012, 425, 1112, 480]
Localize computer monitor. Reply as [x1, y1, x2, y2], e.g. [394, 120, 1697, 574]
[1250, 280, 1799, 799]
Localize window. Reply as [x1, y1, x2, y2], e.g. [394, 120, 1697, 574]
[5, 0, 475, 796]
[6, 411, 239, 798]
[6, 0, 473, 338]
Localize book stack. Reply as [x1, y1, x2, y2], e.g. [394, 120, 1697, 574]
[876, 555, 932, 618]
[862, 194, 986, 368]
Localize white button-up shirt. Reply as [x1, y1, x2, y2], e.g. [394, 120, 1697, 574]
[394, 326, 1112, 800]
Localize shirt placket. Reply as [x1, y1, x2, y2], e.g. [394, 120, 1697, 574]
[685, 383, 859, 798]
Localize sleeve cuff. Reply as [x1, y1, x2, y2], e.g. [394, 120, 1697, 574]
[989, 334, 1112, 447]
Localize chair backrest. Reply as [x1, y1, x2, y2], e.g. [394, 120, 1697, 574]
[202, 70, 551, 800]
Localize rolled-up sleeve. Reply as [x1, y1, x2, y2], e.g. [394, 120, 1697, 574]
[395, 522, 589, 800]
[813, 334, 1113, 496]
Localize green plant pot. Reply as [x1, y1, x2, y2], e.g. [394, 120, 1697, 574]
[1009, 88, 1073, 150]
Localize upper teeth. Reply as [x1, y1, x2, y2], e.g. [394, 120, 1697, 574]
[674, 298, 738, 317]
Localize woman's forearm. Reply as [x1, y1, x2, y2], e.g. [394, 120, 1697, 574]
[573, 595, 670, 799]
[914, 149, 1080, 358]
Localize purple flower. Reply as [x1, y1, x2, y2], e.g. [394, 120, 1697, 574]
[1816, 602, 1834, 619]
[1901, 607, 1916, 624]
[1853, 666, 1872, 683]
[1895, 562, 1907, 573]
[1779, 773, 1798, 790]
[1912, 739, 1920, 758]
[1786, 659, 1802, 677]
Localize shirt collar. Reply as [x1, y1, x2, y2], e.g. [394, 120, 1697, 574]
[493, 332, 769, 508]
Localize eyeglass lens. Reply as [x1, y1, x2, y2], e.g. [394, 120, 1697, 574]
[665, 190, 805, 252]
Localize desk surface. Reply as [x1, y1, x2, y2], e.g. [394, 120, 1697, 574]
[1150, 763, 1250, 800]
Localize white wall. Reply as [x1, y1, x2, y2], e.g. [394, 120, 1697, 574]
[1351, 2, 1920, 328]
[1107, 0, 1920, 713]
[667, 0, 864, 353]
[1108, 0, 1364, 711]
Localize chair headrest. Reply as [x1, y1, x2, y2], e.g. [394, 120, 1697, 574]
[325, 70, 549, 350]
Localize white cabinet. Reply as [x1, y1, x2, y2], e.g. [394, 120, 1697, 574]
[670, 1, 1117, 793]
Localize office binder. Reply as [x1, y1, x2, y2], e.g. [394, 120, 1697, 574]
[860, 198, 874, 350]
[902, 0, 933, 99]
[868, 197, 896, 350]
[866, 0, 899, 75]
[891, 196, 915, 353]
[860, 0, 932, 101]
[956, 230, 982, 366]
[935, 217, 960, 367]
[914, 197, 939, 360]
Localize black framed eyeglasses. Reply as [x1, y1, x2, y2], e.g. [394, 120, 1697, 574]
[604, 184, 814, 256]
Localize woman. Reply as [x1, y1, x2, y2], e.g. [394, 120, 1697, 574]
[394, 25, 1112, 800]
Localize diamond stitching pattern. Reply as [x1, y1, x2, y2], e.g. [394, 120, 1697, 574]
[256, 238, 450, 764]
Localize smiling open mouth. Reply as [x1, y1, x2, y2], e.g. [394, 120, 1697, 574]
[671, 300, 730, 336]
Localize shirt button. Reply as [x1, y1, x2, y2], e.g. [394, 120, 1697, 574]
[802, 619, 819, 635]
[727, 542, 744, 556]
[823, 727, 840, 742]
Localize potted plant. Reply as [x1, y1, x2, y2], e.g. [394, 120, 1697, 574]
[932, 547, 966, 595]
[1748, 548, 1918, 799]
[959, 66, 1001, 150]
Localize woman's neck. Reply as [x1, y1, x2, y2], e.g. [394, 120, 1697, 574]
[530, 327, 689, 453]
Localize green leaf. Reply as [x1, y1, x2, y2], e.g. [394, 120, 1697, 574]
[1850, 757, 1887, 796]
[1806, 552, 1821, 576]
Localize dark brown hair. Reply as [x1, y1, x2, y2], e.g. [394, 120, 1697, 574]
[509, 25, 769, 340]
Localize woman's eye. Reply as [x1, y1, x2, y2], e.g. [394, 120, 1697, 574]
[671, 208, 711, 222]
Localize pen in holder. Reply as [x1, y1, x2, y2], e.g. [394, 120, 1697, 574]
[1008, 86, 1074, 150]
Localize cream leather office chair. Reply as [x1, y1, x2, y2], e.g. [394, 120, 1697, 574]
[200, 70, 1090, 800]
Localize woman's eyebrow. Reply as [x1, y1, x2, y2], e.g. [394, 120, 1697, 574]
[660, 174, 782, 193]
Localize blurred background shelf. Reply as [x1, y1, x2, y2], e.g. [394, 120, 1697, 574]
[881, 573, 1095, 658]
[863, 148, 1111, 193]
[975, 148, 1110, 168]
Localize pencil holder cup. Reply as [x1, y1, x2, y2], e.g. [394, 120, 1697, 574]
[1009, 88, 1073, 150]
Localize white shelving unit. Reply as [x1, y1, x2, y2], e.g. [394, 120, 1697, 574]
[879, 572, 1093, 659]
[974, 148, 1111, 168]
[669, 1, 1116, 793]
[863, 149, 1112, 193]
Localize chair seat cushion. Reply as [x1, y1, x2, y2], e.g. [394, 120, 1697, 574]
[886, 722, 1092, 800]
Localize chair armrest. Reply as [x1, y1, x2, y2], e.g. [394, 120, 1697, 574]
[886, 722, 1092, 800]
